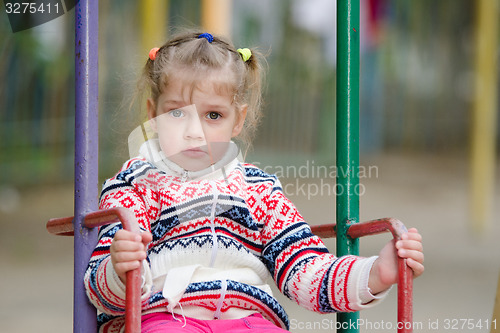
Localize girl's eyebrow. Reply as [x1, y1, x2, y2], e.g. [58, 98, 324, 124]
[160, 100, 186, 108]
[201, 103, 229, 111]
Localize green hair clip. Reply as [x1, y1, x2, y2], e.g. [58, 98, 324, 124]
[237, 48, 252, 62]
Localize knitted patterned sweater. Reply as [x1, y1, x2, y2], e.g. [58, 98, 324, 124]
[84, 140, 387, 332]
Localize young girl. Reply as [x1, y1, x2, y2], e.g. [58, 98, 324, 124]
[84, 31, 424, 333]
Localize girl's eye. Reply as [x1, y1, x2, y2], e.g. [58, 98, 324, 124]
[169, 109, 183, 118]
[207, 112, 221, 120]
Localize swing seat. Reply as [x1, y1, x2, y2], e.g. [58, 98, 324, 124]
[47, 208, 413, 333]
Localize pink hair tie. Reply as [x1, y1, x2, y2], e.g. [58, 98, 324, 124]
[149, 47, 160, 61]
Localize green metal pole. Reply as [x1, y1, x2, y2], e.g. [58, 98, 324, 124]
[336, 0, 360, 332]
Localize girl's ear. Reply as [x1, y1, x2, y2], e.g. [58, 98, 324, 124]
[232, 104, 248, 137]
[147, 98, 157, 132]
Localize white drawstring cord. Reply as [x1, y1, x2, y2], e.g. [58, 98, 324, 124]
[178, 302, 187, 328]
[209, 182, 219, 267]
[221, 166, 229, 186]
[170, 303, 187, 328]
[214, 279, 227, 320]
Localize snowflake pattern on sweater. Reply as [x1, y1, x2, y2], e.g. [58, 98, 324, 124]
[84, 150, 383, 333]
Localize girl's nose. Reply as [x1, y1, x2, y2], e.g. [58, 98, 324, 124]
[184, 111, 205, 141]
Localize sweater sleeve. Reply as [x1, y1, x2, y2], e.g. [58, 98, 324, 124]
[260, 179, 388, 313]
[84, 159, 158, 315]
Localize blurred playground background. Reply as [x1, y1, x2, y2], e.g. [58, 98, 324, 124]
[1, 0, 499, 332]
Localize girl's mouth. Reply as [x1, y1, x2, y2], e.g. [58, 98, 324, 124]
[182, 147, 207, 158]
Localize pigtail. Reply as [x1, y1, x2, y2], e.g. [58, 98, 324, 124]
[235, 47, 266, 149]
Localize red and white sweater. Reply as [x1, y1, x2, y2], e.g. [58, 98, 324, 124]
[84, 141, 387, 332]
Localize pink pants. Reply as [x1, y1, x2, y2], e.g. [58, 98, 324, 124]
[141, 312, 290, 333]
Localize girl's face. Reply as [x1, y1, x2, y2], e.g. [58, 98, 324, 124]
[147, 72, 246, 172]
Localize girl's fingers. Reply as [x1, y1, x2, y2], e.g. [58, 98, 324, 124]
[111, 230, 150, 282]
[401, 229, 422, 241]
[396, 228, 425, 278]
[113, 249, 147, 263]
[396, 239, 423, 252]
[141, 231, 153, 245]
[406, 258, 425, 277]
[112, 231, 150, 252]
[398, 229, 423, 252]
[114, 260, 142, 277]
[112, 239, 145, 252]
[115, 229, 142, 242]
[397, 248, 424, 264]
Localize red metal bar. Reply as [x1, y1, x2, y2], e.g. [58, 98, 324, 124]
[348, 218, 413, 333]
[85, 208, 142, 333]
[47, 208, 142, 333]
[311, 218, 413, 333]
[346, 217, 408, 239]
[47, 216, 75, 236]
[310, 223, 337, 238]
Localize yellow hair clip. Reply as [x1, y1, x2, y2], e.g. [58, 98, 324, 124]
[237, 48, 252, 62]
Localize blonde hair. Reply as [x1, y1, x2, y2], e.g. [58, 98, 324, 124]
[137, 30, 265, 148]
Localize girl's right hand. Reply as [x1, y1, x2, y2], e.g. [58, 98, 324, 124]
[110, 229, 152, 283]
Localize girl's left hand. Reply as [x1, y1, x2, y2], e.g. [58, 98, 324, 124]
[368, 228, 424, 295]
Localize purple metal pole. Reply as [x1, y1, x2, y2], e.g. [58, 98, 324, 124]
[74, 0, 99, 332]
